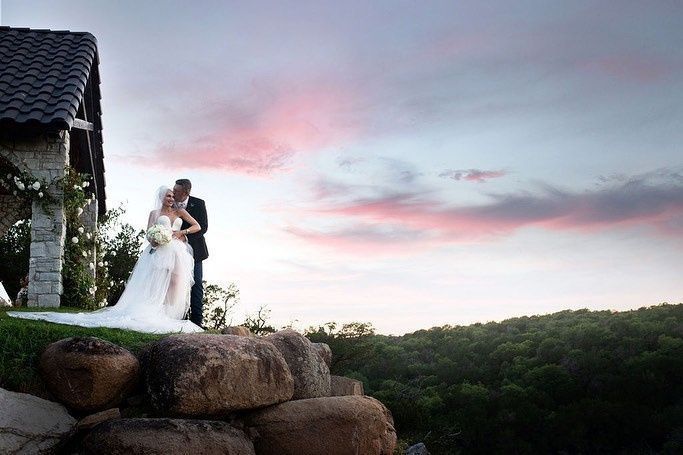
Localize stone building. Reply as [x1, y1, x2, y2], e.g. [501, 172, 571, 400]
[0, 26, 106, 307]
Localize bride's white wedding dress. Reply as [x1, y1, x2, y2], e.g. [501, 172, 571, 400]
[8, 214, 202, 334]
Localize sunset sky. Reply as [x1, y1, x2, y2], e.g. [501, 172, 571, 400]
[3, 1, 682, 334]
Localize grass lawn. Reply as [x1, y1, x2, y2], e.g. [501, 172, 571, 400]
[0, 307, 164, 398]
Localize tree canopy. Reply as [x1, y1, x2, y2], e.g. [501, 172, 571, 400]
[308, 304, 683, 454]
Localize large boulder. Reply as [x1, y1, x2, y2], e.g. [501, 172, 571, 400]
[220, 326, 252, 337]
[76, 408, 121, 432]
[145, 334, 293, 416]
[39, 337, 139, 412]
[312, 342, 332, 367]
[330, 375, 364, 396]
[244, 395, 397, 455]
[80, 418, 255, 454]
[0, 387, 76, 454]
[266, 330, 330, 399]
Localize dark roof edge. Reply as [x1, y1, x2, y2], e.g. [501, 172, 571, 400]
[0, 26, 97, 42]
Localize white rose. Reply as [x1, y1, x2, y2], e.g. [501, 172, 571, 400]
[104, 261, 109, 266]
[16, 182, 25, 191]
[89, 262, 95, 270]
[110, 280, 115, 286]
[82, 251, 87, 257]
[86, 233, 92, 239]
[71, 237, 78, 244]
[32, 181, 40, 190]
[38, 192, 43, 198]
[78, 227, 84, 234]
[98, 262, 103, 267]
[73, 184, 80, 190]
[83, 181, 90, 188]
[77, 208, 83, 216]
[89, 287, 95, 295]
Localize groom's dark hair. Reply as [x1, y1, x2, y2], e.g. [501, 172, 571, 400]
[175, 179, 192, 193]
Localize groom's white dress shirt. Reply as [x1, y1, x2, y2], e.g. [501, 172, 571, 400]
[177, 197, 189, 209]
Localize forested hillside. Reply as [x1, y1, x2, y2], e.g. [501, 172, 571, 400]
[307, 304, 683, 454]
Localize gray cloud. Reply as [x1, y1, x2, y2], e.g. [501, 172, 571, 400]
[296, 169, 683, 250]
[439, 168, 507, 183]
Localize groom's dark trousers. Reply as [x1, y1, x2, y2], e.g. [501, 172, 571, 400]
[181, 196, 208, 326]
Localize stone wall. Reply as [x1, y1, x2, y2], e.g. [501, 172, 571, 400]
[0, 131, 69, 307]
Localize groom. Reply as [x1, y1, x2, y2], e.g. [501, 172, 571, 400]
[173, 179, 208, 327]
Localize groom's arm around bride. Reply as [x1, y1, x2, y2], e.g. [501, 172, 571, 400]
[174, 179, 208, 327]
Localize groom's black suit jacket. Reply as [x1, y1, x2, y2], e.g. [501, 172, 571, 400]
[181, 195, 208, 262]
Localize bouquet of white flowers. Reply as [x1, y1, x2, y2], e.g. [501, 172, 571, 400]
[146, 224, 172, 251]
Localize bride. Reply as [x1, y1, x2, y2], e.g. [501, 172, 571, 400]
[8, 186, 203, 334]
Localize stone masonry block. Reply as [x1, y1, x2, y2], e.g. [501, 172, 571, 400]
[37, 294, 60, 307]
[45, 243, 63, 258]
[30, 242, 46, 256]
[38, 272, 61, 282]
[30, 281, 52, 294]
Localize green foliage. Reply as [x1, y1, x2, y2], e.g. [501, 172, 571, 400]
[0, 219, 30, 299]
[242, 305, 276, 335]
[0, 157, 56, 212]
[202, 281, 240, 330]
[306, 322, 376, 373]
[97, 204, 144, 305]
[61, 168, 100, 309]
[308, 305, 683, 454]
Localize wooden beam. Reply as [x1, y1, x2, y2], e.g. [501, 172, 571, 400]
[72, 118, 94, 131]
[81, 79, 99, 204]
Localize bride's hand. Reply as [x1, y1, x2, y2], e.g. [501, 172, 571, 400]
[172, 231, 186, 241]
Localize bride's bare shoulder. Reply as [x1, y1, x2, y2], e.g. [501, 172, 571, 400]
[148, 210, 161, 222]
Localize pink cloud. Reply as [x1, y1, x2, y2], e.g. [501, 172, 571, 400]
[284, 223, 439, 257]
[439, 168, 507, 183]
[137, 85, 359, 176]
[581, 55, 677, 83]
[315, 194, 525, 239]
[285, 173, 683, 253]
